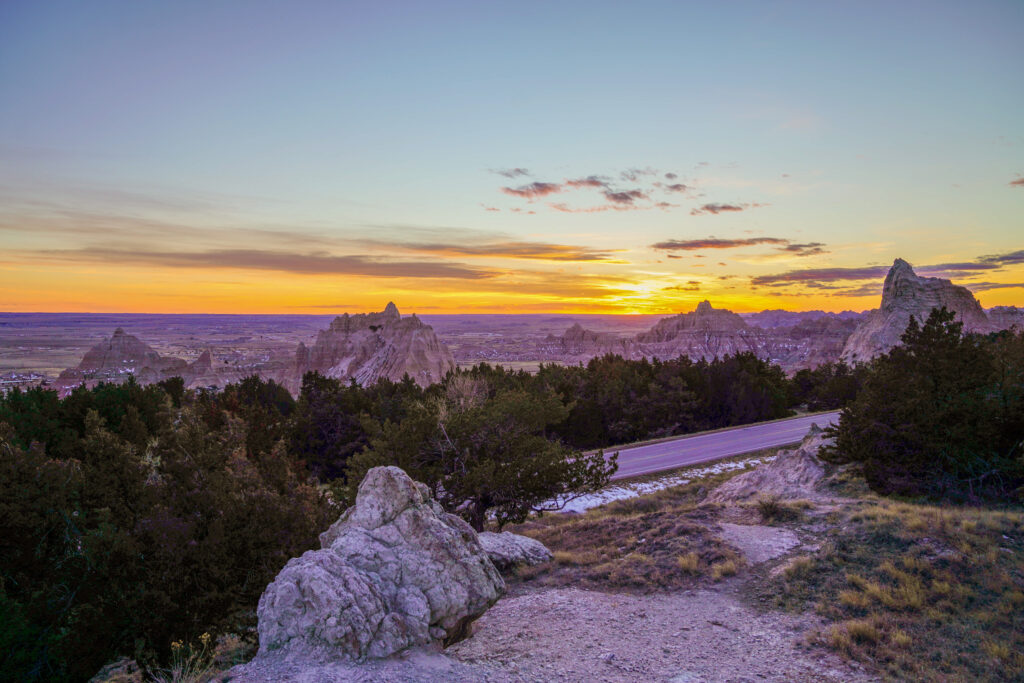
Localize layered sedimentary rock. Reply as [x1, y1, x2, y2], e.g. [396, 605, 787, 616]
[251, 466, 503, 664]
[637, 300, 750, 345]
[776, 316, 861, 369]
[841, 259, 995, 363]
[550, 323, 636, 358]
[742, 309, 865, 329]
[989, 305, 1024, 331]
[547, 300, 859, 372]
[291, 302, 455, 390]
[56, 328, 212, 393]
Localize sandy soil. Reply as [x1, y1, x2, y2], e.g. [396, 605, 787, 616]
[447, 581, 874, 683]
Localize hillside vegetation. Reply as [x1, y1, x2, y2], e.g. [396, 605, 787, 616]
[0, 352, 805, 680]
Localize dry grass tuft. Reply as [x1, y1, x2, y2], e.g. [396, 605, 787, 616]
[676, 551, 701, 574]
[506, 469, 747, 592]
[711, 559, 738, 581]
[751, 498, 1024, 680]
[755, 495, 807, 523]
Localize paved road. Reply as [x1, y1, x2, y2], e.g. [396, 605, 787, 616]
[608, 411, 841, 480]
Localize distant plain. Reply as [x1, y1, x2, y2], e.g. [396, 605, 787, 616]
[0, 312, 666, 381]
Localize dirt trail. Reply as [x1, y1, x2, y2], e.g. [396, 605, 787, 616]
[449, 584, 874, 682]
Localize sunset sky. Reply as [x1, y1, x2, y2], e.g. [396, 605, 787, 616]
[2, 0, 1022, 314]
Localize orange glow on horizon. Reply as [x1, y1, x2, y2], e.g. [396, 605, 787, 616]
[5, 260, 1021, 316]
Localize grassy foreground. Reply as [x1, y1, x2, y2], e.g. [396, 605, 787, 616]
[748, 491, 1024, 681]
[512, 456, 1023, 681]
[507, 466, 753, 591]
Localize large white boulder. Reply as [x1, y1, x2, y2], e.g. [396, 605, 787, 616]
[254, 466, 504, 663]
[478, 531, 553, 571]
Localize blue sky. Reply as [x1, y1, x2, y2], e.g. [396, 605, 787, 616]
[1, 0, 1022, 313]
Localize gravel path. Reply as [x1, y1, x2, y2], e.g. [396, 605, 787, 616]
[448, 585, 877, 682]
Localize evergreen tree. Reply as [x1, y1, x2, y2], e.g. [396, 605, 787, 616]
[823, 307, 1024, 499]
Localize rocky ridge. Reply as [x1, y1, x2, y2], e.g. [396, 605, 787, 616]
[548, 300, 859, 372]
[55, 303, 456, 395]
[290, 302, 455, 391]
[988, 305, 1024, 331]
[841, 259, 996, 363]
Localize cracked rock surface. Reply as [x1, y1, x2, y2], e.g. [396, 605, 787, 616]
[478, 531, 553, 571]
[233, 466, 503, 677]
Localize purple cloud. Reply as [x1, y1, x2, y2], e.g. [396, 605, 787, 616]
[603, 189, 648, 204]
[501, 182, 563, 199]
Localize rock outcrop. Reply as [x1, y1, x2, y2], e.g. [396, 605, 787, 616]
[290, 303, 455, 390]
[638, 300, 750, 343]
[88, 658, 143, 683]
[55, 328, 214, 394]
[841, 259, 995, 363]
[250, 466, 503, 666]
[742, 309, 865, 329]
[477, 532, 553, 571]
[547, 300, 861, 372]
[989, 305, 1024, 331]
[706, 425, 831, 503]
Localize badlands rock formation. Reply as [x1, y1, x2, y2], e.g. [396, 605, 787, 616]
[477, 531, 553, 571]
[637, 300, 751, 347]
[706, 424, 831, 504]
[548, 300, 858, 372]
[742, 309, 864, 329]
[988, 305, 1024, 331]
[291, 302, 454, 390]
[841, 259, 995, 363]
[56, 328, 210, 394]
[248, 466, 503, 667]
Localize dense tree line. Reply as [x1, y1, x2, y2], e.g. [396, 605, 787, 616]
[823, 308, 1024, 501]
[0, 350, 832, 680]
[0, 379, 331, 682]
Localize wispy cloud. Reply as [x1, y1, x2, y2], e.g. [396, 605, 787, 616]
[603, 189, 648, 204]
[501, 182, 563, 199]
[651, 236, 826, 257]
[778, 242, 828, 257]
[1009, 176, 1024, 187]
[549, 201, 673, 213]
[494, 167, 703, 213]
[690, 202, 763, 216]
[662, 280, 701, 292]
[652, 237, 788, 251]
[365, 240, 625, 262]
[979, 249, 1024, 266]
[966, 281, 1024, 292]
[30, 247, 496, 279]
[620, 167, 659, 181]
[751, 259, 1003, 287]
[750, 265, 891, 286]
[493, 167, 530, 178]
[565, 175, 609, 189]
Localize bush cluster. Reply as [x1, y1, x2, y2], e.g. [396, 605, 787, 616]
[823, 308, 1024, 500]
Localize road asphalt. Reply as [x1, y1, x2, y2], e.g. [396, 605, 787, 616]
[607, 411, 841, 480]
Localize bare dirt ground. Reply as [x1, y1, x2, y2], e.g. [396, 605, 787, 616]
[449, 583, 875, 682]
